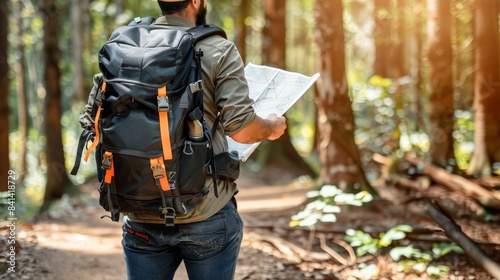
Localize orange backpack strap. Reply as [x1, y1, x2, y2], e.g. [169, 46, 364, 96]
[84, 81, 107, 162]
[157, 86, 173, 160]
[101, 151, 120, 222]
[150, 157, 170, 191]
[102, 151, 114, 184]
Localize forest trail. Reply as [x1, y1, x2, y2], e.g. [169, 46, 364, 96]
[2, 166, 500, 280]
[4, 167, 313, 280]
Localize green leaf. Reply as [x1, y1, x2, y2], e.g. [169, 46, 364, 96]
[319, 185, 341, 198]
[432, 242, 464, 258]
[322, 205, 341, 213]
[320, 213, 337, 223]
[291, 210, 310, 220]
[379, 225, 412, 246]
[306, 190, 320, 198]
[389, 246, 415, 261]
[358, 264, 378, 279]
[345, 228, 357, 236]
[298, 214, 319, 227]
[427, 265, 450, 277]
[393, 224, 413, 232]
[305, 200, 327, 210]
[413, 262, 426, 273]
[333, 193, 356, 204]
[357, 244, 378, 256]
[355, 191, 373, 203]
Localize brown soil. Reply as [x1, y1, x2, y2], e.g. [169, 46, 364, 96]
[1, 166, 499, 280]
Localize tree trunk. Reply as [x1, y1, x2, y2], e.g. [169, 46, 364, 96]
[391, 0, 405, 79]
[373, 0, 391, 78]
[260, 0, 315, 176]
[15, 0, 29, 182]
[0, 0, 9, 192]
[71, 0, 85, 103]
[235, 0, 249, 63]
[467, 0, 500, 176]
[426, 0, 456, 169]
[262, 0, 286, 67]
[314, 0, 375, 194]
[410, 1, 424, 133]
[389, 0, 405, 152]
[41, 0, 73, 212]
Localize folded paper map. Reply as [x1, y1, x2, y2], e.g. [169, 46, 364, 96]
[227, 63, 320, 161]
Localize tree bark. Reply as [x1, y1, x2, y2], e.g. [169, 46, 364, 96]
[410, 1, 424, 132]
[15, 0, 29, 182]
[262, 0, 286, 68]
[391, 0, 405, 79]
[41, 0, 73, 212]
[71, 0, 85, 103]
[260, 0, 315, 176]
[373, 0, 391, 78]
[410, 0, 425, 132]
[0, 0, 9, 191]
[467, 0, 500, 176]
[426, 0, 456, 169]
[235, 0, 249, 63]
[389, 0, 405, 152]
[314, 0, 375, 194]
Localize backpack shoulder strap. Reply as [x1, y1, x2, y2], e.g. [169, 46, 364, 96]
[187, 24, 227, 43]
[128, 16, 156, 26]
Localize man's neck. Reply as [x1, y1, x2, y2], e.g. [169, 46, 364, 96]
[168, 9, 195, 25]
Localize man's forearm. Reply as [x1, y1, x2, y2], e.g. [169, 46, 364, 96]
[230, 114, 286, 144]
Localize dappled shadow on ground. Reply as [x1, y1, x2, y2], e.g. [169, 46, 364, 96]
[1, 206, 126, 280]
[1, 165, 499, 280]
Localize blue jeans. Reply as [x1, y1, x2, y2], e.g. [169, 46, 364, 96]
[121, 200, 243, 280]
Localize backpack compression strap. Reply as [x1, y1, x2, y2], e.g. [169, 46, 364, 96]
[185, 24, 226, 198]
[102, 151, 120, 222]
[84, 81, 107, 162]
[158, 86, 173, 160]
[150, 157, 170, 191]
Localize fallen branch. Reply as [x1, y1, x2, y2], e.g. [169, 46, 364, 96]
[473, 177, 500, 189]
[372, 153, 431, 192]
[317, 233, 354, 266]
[247, 231, 331, 264]
[405, 154, 500, 210]
[424, 199, 500, 279]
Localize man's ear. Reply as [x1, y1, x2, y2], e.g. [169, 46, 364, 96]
[191, 0, 200, 9]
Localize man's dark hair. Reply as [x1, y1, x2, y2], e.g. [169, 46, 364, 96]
[158, 1, 190, 15]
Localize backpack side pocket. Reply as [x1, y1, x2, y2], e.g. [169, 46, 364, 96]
[178, 139, 210, 195]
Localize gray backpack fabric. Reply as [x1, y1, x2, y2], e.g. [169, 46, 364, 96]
[71, 18, 229, 226]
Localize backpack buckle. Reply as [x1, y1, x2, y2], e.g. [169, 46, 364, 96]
[159, 207, 176, 227]
[150, 164, 165, 179]
[157, 96, 169, 112]
[189, 81, 202, 93]
[102, 152, 113, 170]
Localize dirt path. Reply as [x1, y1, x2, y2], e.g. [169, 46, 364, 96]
[2, 167, 499, 280]
[1, 168, 313, 280]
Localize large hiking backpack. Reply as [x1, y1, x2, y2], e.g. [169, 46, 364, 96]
[71, 17, 232, 226]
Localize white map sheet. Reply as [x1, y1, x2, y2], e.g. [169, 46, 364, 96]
[227, 63, 320, 161]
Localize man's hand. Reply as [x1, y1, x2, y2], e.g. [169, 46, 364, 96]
[230, 113, 287, 144]
[265, 113, 286, 140]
